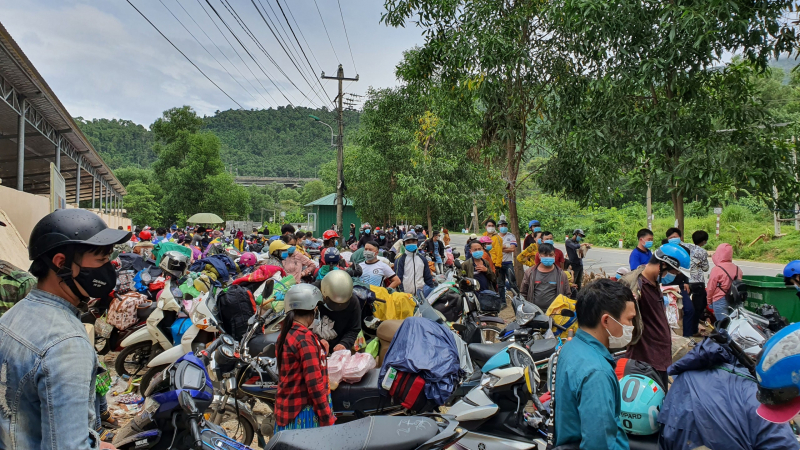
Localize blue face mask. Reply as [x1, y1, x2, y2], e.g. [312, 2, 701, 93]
[576, 236, 582, 242]
[544, 239, 554, 245]
[280, 251, 289, 259]
[472, 250, 484, 259]
[541, 257, 555, 267]
[364, 229, 371, 234]
[615, 273, 622, 280]
[288, 246, 296, 255]
[499, 227, 509, 234]
[405, 244, 418, 253]
[485, 244, 493, 251]
[644, 240, 654, 249]
[536, 238, 542, 244]
[668, 237, 681, 245]
[659, 272, 676, 284]
[534, 227, 542, 232]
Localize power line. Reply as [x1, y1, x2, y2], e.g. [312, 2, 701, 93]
[336, 0, 358, 73]
[159, 0, 267, 108]
[312, 0, 341, 63]
[259, 0, 317, 84]
[126, 0, 244, 108]
[195, 0, 281, 106]
[176, 0, 276, 107]
[283, 1, 323, 74]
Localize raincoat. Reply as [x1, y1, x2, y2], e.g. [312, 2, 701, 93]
[706, 243, 741, 304]
[659, 337, 797, 450]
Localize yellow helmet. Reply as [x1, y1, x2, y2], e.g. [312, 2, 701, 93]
[268, 239, 291, 255]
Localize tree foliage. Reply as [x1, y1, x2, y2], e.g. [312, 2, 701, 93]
[76, 117, 155, 170]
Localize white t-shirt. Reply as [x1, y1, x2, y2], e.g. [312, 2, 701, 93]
[501, 233, 517, 263]
[402, 254, 426, 293]
[359, 260, 396, 286]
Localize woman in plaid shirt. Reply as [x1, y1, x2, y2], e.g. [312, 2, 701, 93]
[274, 284, 335, 431]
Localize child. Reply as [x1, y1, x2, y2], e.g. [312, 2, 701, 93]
[274, 284, 334, 431]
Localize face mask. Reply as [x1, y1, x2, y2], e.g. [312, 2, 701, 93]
[659, 272, 676, 284]
[536, 238, 542, 244]
[541, 257, 555, 267]
[499, 227, 508, 234]
[544, 239, 554, 245]
[486, 226, 496, 233]
[485, 244, 493, 251]
[364, 229, 371, 234]
[364, 250, 376, 261]
[668, 237, 681, 245]
[576, 236, 582, 242]
[472, 250, 484, 259]
[533, 227, 542, 232]
[606, 316, 634, 348]
[615, 273, 622, 280]
[644, 240, 654, 249]
[73, 262, 117, 299]
[311, 308, 321, 329]
[281, 251, 289, 259]
[405, 244, 418, 253]
[288, 246, 296, 255]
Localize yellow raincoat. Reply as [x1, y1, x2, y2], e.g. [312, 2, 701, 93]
[370, 285, 416, 321]
[516, 243, 539, 267]
[546, 294, 578, 339]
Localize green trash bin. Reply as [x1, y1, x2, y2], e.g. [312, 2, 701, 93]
[741, 275, 799, 323]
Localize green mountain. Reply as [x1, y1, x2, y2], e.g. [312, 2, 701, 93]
[76, 106, 360, 178]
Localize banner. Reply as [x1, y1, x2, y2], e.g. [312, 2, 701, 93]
[49, 163, 66, 212]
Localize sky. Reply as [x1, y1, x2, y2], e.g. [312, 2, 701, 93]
[0, 0, 424, 126]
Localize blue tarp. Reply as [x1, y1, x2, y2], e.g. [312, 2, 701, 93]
[658, 335, 796, 450]
[378, 317, 462, 405]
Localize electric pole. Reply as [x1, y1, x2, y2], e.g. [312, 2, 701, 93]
[322, 64, 358, 246]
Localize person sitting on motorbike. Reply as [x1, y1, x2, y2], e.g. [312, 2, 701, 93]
[519, 243, 570, 311]
[478, 235, 496, 266]
[320, 230, 339, 263]
[316, 247, 346, 281]
[275, 284, 335, 431]
[311, 269, 362, 353]
[0, 209, 130, 450]
[264, 239, 291, 267]
[553, 279, 636, 450]
[237, 252, 258, 275]
[282, 234, 316, 282]
[304, 231, 321, 250]
[133, 229, 155, 260]
[293, 231, 311, 257]
[359, 241, 401, 289]
[657, 324, 798, 450]
[462, 240, 497, 292]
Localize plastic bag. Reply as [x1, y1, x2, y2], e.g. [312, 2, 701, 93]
[342, 353, 376, 384]
[352, 331, 366, 352]
[94, 314, 114, 339]
[328, 350, 351, 389]
[365, 338, 380, 359]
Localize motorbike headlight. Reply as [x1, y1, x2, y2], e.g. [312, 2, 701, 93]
[481, 373, 501, 389]
[516, 304, 537, 326]
[193, 310, 209, 330]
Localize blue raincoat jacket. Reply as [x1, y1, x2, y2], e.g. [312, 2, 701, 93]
[378, 317, 462, 405]
[659, 337, 797, 450]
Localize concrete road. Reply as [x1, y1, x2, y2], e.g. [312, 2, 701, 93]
[448, 233, 786, 277]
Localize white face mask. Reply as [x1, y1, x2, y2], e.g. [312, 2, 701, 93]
[486, 226, 496, 233]
[606, 315, 634, 348]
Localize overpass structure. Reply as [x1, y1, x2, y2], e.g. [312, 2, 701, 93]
[235, 176, 320, 188]
[0, 22, 125, 209]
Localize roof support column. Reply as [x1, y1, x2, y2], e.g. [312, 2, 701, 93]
[55, 139, 61, 172]
[75, 163, 81, 206]
[99, 182, 104, 212]
[16, 98, 26, 191]
[91, 176, 96, 209]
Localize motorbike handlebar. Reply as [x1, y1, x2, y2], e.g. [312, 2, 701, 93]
[196, 337, 224, 365]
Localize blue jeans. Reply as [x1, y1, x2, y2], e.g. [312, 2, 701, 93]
[711, 297, 730, 321]
[94, 392, 108, 429]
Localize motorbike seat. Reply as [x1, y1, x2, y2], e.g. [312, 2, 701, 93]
[247, 332, 278, 357]
[265, 416, 439, 450]
[468, 341, 511, 366]
[528, 338, 557, 361]
[332, 369, 383, 414]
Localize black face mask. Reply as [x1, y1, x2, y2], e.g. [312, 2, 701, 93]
[73, 262, 118, 299]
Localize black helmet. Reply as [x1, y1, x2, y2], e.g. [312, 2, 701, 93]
[415, 224, 423, 232]
[28, 209, 131, 261]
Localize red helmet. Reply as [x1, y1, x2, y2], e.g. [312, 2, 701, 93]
[323, 230, 339, 240]
[139, 230, 152, 240]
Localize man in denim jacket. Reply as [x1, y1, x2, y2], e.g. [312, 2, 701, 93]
[0, 209, 129, 449]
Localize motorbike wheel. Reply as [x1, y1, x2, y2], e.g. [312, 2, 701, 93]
[209, 401, 256, 446]
[115, 342, 153, 378]
[478, 325, 502, 344]
[138, 364, 169, 394]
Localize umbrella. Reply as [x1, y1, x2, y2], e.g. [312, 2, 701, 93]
[187, 213, 224, 224]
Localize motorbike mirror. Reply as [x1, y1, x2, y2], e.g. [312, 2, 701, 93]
[178, 390, 199, 415]
[716, 316, 731, 330]
[452, 251, 461, 258]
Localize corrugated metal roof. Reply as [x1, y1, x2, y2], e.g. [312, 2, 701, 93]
[305, 193, 354, 207]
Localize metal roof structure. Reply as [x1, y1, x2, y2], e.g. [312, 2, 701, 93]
[304, 193, 353, 207]
[0, 21, 125, 206]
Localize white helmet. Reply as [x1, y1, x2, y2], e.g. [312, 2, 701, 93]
[284, 284, 323, 312]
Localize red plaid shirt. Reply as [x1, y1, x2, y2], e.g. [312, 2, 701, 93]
[275, 322, 335, 426]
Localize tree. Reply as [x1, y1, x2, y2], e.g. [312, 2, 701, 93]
[277, 188, 300, 203]
[540, 0, 800, 233]
[115, 167, 153, 187]
[246, 185, 275, 222]
[300, 180, 329, 205]
[124, 180, 162, 227]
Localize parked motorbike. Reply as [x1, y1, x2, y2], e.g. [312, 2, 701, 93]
[432, 271, 506, 344]
[720, 305, 771, 357]
[81, 294, 152, 355]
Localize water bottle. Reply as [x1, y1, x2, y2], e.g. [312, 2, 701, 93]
[381, 367, 397, 390]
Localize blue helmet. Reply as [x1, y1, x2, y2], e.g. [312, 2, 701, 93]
[619, 374, 665, 435]
[756, 322, 800, 423]
[323, 247, 341, 265]
[783, 260, 800, 279]
[654, 243, 690, 270]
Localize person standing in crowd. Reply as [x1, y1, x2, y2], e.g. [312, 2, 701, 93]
[462, 240, 496, 292]
[442, 228, 451, 246]
[357, 223, 372, 249]
[497, 219, 518, 298]
[282, 235, 316, 282]
[564, 229, 590, 289]
[629, 228, 654, 270]
[0, 209, 130, 449]
[553, 279, 635, 450]
[523, 220, 542, 250]
[423, 229, 445, 274]
[133, 229, 155, 259]
[688, 230, 710, 332]
[706, 242, 741, 321]
[359, 241, 401, 288]
[666, 227, 682, 245]
[483, 219, 504, 293]
[464, 233, 478, 259]
[281, 224, 296, 237]
[275, 284, 335, 431]
[519, 243, 570, 311]
[395, 232, 435, 296]
[626, 243, 689, 388]
[533, 231, 565, 269]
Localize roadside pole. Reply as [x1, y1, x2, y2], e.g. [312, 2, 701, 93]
[714, 207, 722, 238]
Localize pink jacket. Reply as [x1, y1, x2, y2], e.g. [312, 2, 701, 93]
[283, 252, 315, 282]
[706, 243, 741, 304]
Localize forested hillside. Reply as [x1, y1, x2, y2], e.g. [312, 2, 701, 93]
[76, 106, 360, 175]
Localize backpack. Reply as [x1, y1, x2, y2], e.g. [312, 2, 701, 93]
[0, 261, 36, 316]
[431, 288, 463, 322]
[717, 266, 747, 307]
[217, 284, 257, 341]
[388, 371, 429, 412]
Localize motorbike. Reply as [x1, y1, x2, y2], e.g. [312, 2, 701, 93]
[81, 294, 152, 355]
[431, 271, 507, 344]
[720, 304, 771, 357]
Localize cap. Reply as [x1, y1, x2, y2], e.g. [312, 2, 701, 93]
[499, 219, 508, 225]
[574, 229, 585, 237]
[616, 267, 631, 276]
[469, 233, 478, 240]
[757, 397, 800, 423]
[402, 232, 418, 242]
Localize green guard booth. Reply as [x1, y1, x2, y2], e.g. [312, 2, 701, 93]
[741, 275, 799, 323]
[305, 193, 361, 239]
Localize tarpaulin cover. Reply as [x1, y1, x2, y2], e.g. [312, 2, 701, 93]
[152, 242, 192, 265]
[231, 265, 286, 285]
[378, 317, 462, 405]
[658, 336, 797, 449]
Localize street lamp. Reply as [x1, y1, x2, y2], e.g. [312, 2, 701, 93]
[309, 115, 336, 147]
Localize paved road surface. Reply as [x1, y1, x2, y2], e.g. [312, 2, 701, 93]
[448, 233, 786, 277]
